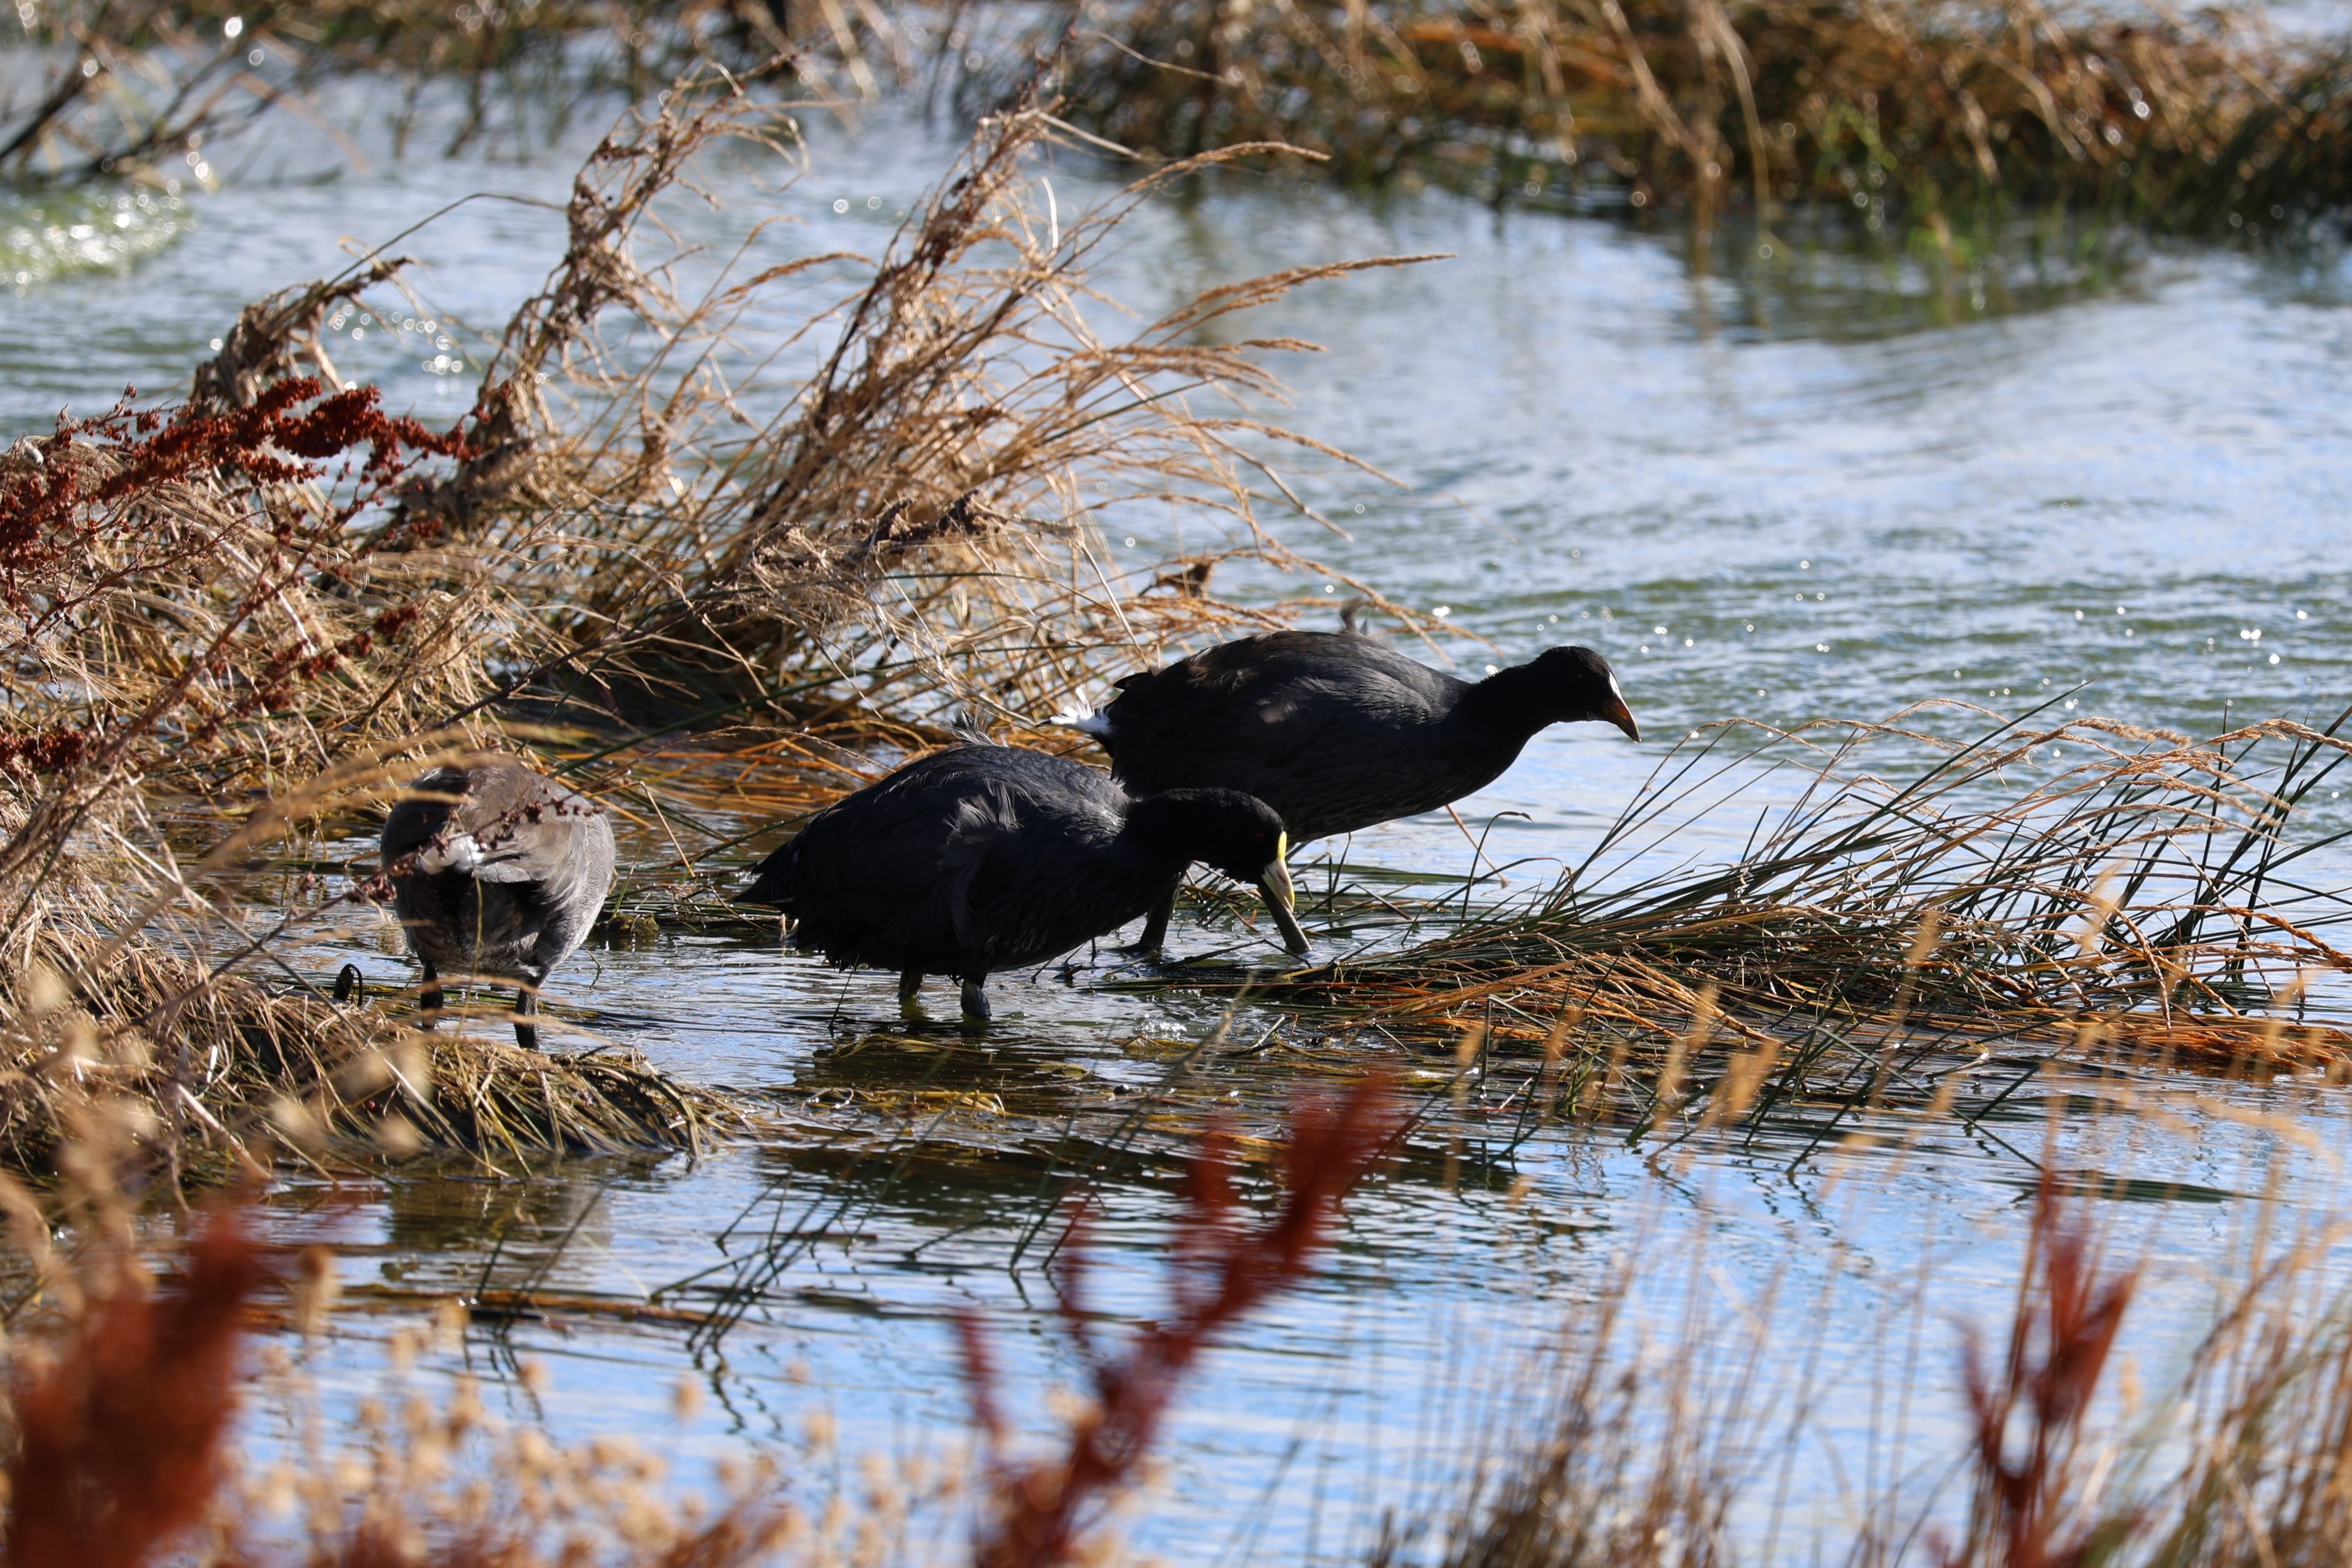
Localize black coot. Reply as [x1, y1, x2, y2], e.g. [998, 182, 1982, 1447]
[734, 744, 1305, 1020]
[1065, 632, 1639, 948]
[380, 758, 617, 1049]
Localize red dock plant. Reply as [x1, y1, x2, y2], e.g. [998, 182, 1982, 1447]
[957, 1076, 1401, 1568]
[0, 1206, 263, 1568]
[1941, 1173, 2140, 1568]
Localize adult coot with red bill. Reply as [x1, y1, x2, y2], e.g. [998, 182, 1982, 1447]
[381, 758, 617, 1049]
[1062, 632, 1639, 949]
[735, 743, 1305, 1021]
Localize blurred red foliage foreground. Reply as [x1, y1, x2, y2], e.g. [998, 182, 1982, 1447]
[0, 1078, 1400, 1568]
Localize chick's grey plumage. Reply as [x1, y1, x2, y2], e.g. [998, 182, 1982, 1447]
[1083, 631, 1640, 845]
[381, 758, 617, 1049]
[735, 746, 1299, 1020]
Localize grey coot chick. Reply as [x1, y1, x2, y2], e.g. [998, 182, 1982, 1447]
[1064, 632, 1639, 949]
[380, 758, 617, 1049]
[733, 744, 1305, 1022]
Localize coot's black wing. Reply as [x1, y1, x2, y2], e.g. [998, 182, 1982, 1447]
[1099, 632, 1476, 842]
[738, 752, 996, 972]
[955, 769, 1170, 969]
[380, 766, 466, 864]
[738, 747, 1132, 975]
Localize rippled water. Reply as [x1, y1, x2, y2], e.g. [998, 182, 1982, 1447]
[0, 186, 191, 290]
[14, 83, 2352, 1562]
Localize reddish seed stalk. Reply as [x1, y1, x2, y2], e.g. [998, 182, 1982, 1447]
[1945, 1170, 2139, 1568]
[2, 1209, 263, 1568]
[961, 1075, 1399, 1568]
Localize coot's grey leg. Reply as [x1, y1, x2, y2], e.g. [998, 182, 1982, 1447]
[419, 961, 443, 1031]
[512, 983, 539, 1052]
[958, 977, 992, 1023]
[898, 970, 925, 1014]
[1130, 886, 1177, 954]
[332, 963, 365, 1005]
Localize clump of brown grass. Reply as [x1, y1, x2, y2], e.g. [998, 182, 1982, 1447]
[1044, 0, 2352, 240]
[0, 915, 734, 1184]
[0, 359, 735, 1169]
[384, 66, 1432, 734]
[1240, 707, 2352, 1136]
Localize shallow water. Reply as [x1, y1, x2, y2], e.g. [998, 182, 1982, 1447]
[13, 77, 2352, 1562]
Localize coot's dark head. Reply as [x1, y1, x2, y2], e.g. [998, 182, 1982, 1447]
[1520, 646, 1641, 739]
[1127, 789, 1309, 954]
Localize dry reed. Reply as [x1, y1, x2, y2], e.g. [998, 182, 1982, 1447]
[0, 47, 1428, 1177]
[1233, 707, 2352, 1138]
[381, 67, 1431, 732]
[1041, 0, 2352, 240]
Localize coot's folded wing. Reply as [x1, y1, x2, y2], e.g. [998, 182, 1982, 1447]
[1104, 637, 1348, 782]
[737, 754, 1019, 971]
[1103, 634, 1460, 834]
[384, 763, 609, 886]
[381, 767, 467, 864]
[954, 791, 1139, 969]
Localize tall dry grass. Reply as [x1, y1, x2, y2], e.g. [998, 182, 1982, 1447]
[380, 69, 1428, 733]
[0, 50, 1427, 1178]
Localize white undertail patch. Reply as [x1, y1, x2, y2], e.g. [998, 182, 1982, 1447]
[1052, 709, 1116, 740]
[415, 831, 484, 876]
